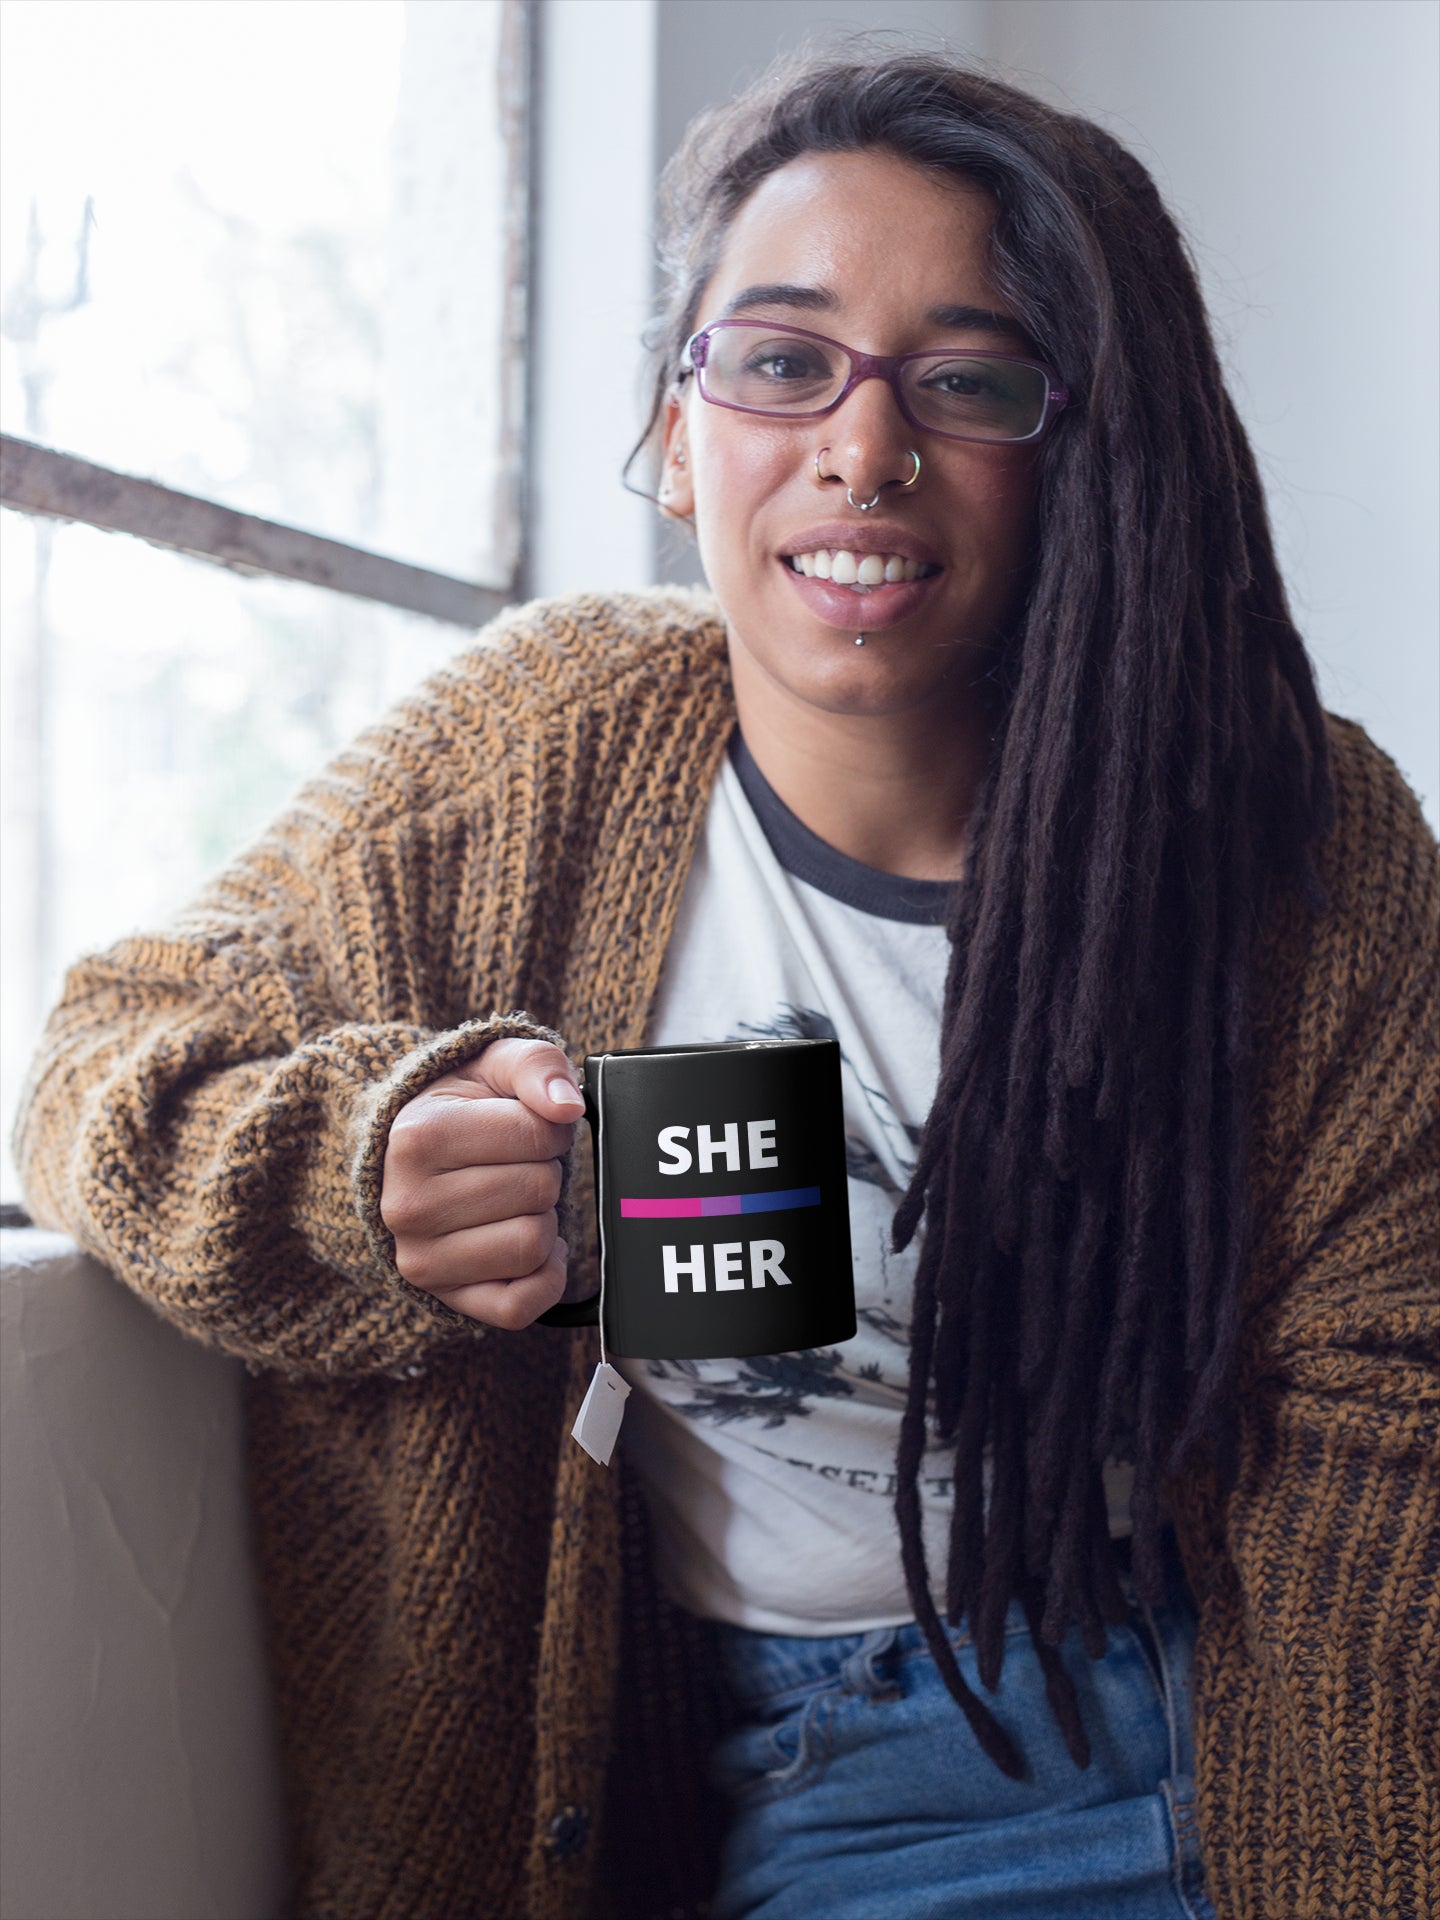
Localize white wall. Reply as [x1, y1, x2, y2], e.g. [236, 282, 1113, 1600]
[986, 0, 1439, 825]
[654, 0, 988, 164]
[528, 0, 659, 597]
[531, 0, 1437, 826]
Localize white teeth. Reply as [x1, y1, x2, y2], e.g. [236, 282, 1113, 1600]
[787, 548, 934, 585]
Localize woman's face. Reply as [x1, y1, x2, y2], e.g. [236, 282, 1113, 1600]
[663, 148, 1041, 722]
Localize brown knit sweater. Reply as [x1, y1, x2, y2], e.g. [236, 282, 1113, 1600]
[14, 588, 1440, 1920]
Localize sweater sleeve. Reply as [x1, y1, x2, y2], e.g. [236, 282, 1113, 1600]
[10, 740, 572, 1382]
[1190, 722, 1440, 1919]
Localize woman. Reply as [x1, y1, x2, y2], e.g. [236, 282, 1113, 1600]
[14, 48, 1437, 1920]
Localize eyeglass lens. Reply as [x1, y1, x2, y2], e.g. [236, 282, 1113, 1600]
[699, 327, 1049, 442]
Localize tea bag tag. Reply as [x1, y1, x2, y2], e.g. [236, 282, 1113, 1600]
[572, 1361, 631, 1466]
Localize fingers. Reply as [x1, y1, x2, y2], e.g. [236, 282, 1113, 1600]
[420, 1231, 570, 1333]
[381, 1157, 564, 1240]
[400, 1202, 561, 1290]
[387, 1090, 576, 1175]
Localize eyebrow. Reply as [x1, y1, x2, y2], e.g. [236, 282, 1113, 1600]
[718, 282, 1031, 342]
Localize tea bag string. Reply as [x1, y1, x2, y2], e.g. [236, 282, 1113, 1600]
[565, 1049, 630, 1467]
[592, 1051, 611, 1370]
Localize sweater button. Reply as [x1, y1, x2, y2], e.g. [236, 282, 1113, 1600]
[544, 1804, 590, 1859]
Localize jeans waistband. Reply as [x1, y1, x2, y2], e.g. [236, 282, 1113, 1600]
[712, 1527, 1195, 1722]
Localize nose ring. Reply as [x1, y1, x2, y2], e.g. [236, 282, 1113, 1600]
[821, 448, 921, 512]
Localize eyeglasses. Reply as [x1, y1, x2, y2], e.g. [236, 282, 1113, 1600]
[680, 319, 1069, 446]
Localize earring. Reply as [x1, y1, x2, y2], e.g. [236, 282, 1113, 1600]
[675, 449, 687, 467]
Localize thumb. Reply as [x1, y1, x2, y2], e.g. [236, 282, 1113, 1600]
[468, 1036, 585, 1118]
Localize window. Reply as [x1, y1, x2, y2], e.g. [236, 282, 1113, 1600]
[0, 0, 532, 1203]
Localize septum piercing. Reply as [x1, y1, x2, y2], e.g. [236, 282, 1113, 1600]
[814, 446, 922, 510]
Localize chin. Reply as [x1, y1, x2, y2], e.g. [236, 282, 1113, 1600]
[732, 624, 966, 720]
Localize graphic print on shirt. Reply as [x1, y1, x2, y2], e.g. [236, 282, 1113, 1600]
[643, 1001, 925, 1429]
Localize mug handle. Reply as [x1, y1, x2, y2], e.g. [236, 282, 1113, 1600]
[537, 1057, 600, 1328]
[536, 1292, 599, 1327]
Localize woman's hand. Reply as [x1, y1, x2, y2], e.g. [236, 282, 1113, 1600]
[379, 1037, 585, 1330]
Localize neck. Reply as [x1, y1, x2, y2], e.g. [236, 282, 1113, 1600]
[728, 647, 991, 884]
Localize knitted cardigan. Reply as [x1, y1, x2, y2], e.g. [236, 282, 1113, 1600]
[14, 588, 1440, 1920]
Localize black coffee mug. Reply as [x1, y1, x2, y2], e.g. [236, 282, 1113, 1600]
[537, 1038, 855, 1359]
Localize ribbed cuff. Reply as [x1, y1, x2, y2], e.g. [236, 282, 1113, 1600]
[350, 1011, 572, 1338]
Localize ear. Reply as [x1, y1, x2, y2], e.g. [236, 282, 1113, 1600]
[658, 390, 695, 521]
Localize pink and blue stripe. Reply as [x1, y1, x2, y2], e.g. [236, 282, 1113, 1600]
[620, 1185, 822, 1220]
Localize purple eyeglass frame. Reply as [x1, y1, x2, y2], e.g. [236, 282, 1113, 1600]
[680, 318, 1070, 445]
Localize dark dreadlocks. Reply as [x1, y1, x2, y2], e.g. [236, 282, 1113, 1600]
[629, 46, 1336, 1781]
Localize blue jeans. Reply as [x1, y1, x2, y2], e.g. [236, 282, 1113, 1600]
[706, 1534, 1217, 1919]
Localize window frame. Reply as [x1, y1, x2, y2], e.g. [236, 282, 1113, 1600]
[0, 0, 534, 628]
[0, 0, 537, 1214]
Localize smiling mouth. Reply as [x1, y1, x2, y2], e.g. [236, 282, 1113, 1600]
[783, 548, 942, 590]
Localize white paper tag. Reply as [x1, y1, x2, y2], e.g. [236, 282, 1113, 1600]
[571, 1361, 631, 1466]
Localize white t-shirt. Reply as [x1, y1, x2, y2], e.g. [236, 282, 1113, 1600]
[614, 730, 1135, 1635]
